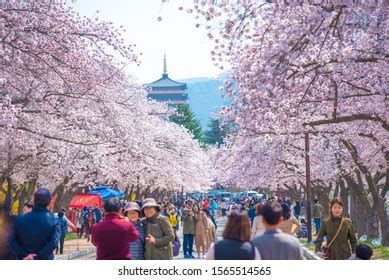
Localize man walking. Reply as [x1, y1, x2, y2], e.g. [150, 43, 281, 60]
[181, 201, 196, 258]
[91, 198, 140, 260]
[56, 210, 68, 255]
[92, 204, 102, 224]
[312, 199, 323, 235]
[11, 188, 61, 260]
[252, 202, 303, 260]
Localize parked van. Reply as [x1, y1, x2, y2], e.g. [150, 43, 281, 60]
[220, 192, 232, 203]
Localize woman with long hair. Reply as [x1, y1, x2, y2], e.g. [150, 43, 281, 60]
[193, 203, 209, 258]
[251, 203, 266, 238]
[279, 203, 301, 236]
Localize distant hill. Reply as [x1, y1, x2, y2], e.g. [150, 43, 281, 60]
[179, 75, 229, 129]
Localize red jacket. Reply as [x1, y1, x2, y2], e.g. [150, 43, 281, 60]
[91, 213, 140, 260]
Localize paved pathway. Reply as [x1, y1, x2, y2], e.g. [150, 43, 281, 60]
[55, 235, 95, 260]
[72, 215, 228, 260]
[63, 216, 314, 260]
[174, 215, 227, 260]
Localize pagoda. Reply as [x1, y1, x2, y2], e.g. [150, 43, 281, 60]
[145, 54, 188, 105]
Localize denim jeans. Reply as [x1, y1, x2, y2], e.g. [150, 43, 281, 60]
[314, 218, 321, 233]
[56, 233, 66, 254]
[183, 234, 195, 256]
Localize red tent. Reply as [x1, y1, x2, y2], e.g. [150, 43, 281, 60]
[69, 194, 102, 209]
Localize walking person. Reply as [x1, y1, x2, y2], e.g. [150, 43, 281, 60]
[123, 202, 146, 260]
[181, 201, 196, 259]
[247, 201, 256, 225]
[251, 203, 265, 238]
[313, 199, 323, 235]
[314, 198, 357, 260]
[206, 212, 260, 260]
[75, 208, 83, 237]
[168, 207, 180, 232]
[91, 198, 140, 260]
[292, 201, 301, 220]
[79, 206, 88, 239]
[219, 200, 228, 217]
[92, 204, 102, 224]
[297, 218, 308, 238]
[56, 211, 68, 255]
[252, 202, 303, 260]
[208, 199, 218, 219]
[10, 188, 61, 260]
[193, 204, 209, 259]
[279, 203, 301, 236]
[142, 198, 175, 260]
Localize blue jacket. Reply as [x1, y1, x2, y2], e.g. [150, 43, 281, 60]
[92, 208, 102, 222]
[130, 220, 146, 260]
[57, 216, 68, 236]
[208, 202, 218, 211]
[11, 206, 61, 260]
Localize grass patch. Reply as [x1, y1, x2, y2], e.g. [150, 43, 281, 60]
[300, 237, 389, 260]
[359, 238, 389, 260]
[300, 240, 316, 251]
[373, 246, 389, 260]
[64, 233, 78, 241]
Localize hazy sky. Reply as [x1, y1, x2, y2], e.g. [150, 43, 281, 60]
[72, 0, 222, 83]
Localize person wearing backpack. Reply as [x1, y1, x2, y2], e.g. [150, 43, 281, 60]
[81, 207, 93, 242]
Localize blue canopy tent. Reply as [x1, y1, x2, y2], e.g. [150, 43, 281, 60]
[86, 186, 124, 201]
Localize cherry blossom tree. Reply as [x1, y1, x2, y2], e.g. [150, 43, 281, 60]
[1, 0, 214, 212]
[187, 1, 388, 243]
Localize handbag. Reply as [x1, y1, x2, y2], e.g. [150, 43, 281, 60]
[322, 218, 344, 260]
[172, 232, 181, 257]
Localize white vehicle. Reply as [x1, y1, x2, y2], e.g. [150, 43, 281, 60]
[243, 191, 264, 200]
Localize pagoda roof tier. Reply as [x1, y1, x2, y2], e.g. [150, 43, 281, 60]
[146, 74, 187, 90]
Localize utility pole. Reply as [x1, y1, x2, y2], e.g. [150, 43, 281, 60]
[305, 132, 312, 243]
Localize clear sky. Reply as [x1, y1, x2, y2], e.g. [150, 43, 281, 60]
[72, 0, 222, 83]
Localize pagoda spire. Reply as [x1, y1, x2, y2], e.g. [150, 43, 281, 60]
[163, 53, 167, 74]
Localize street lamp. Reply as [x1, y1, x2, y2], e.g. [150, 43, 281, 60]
[305, 132, 313, 243]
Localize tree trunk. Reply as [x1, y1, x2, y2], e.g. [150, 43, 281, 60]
[333, 180, 340, 198]
[4, 177, 13, 213]
[135, 186, 141, 200]
[52, 183, 66, 213]
[17, 183, 29, 215]
[344, 173, 373, 238]
[141, 186, 151, 199]
[61, 189, 75, 210]
[339, 178, 350, 217]
[124, 185, 130, 200]
[128, 185, 134, 201]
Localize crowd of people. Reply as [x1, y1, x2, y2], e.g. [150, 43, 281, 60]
[0, 187, 374, 261]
